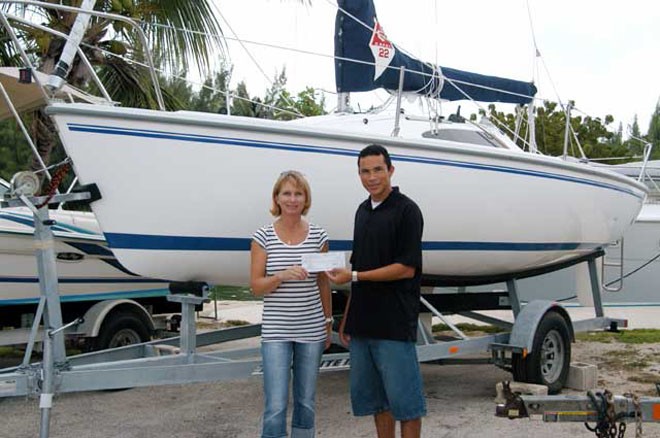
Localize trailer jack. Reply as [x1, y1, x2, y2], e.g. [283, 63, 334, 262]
[496, 380, 660, 437]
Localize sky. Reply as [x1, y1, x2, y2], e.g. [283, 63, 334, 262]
[212, 0, 659, 135]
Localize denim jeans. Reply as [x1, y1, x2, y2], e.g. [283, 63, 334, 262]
[261, 340, 325, 438]
[349, 337, 426, 420]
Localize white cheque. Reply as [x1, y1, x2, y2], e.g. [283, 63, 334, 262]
[301, 252, 347, 273]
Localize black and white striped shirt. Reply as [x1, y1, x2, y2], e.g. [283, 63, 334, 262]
[253, 223, 328, 342]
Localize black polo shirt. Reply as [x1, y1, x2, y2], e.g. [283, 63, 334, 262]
[345, 187, 424, 342]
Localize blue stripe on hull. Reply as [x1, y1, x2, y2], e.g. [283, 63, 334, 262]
[0, 277, 168, 284]
[66, 123, 643, 200]
[0, 211, 99, 235]
[103, 233, 600, 253]
[0, 288, 170, 306]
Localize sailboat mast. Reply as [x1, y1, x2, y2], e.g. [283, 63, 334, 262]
[46, 0, 96, 92]
[527, 101, 537, 153]
[337, 92, 351, 113]
[562, 102, 572, 159]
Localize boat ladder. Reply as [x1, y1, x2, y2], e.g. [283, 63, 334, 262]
[601, 238, 625, 292]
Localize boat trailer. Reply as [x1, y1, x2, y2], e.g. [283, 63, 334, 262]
[496, 381, 660, 437]
[2, 184, 659, 437]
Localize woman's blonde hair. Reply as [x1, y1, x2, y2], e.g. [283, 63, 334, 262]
[270, 170, 312, 216]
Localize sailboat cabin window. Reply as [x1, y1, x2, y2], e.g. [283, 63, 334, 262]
[422, 129, 501, 148]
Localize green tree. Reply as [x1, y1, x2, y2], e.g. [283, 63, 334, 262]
[1, 0, 224, 177]
[191, 68, 232, 114]
[647, 99, 660, 159]
[625, 115, 644, 157]
[230, 81, 260, 118]
[225, 69, 325, 119]
[0, 119, 32, 181]
[487, 101, 629, 163]
[259, 69, 325, 120]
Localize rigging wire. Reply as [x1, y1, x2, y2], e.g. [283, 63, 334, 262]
[526, 0, 564, 112]
[173, 3, 304, 117]
[75, 40, 304, 119]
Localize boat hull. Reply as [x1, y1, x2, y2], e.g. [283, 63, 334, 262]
[48, 103, 647, 286]
[0, 208, 169, 306]
[503, 203, 660, 305]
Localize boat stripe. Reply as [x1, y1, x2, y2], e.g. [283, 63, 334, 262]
[65, 123, 644, 200]
[103, 232, 601, 252]
[0, 288, 170, 306]
[0, 211, 98, 235]
[0, 276, 168, 284]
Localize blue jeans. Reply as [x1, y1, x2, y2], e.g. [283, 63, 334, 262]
[261, 341, 325, 438]
[349, 337, 426, 421]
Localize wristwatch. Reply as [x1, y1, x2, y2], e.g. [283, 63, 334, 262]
[325, 316, 334, 324]
[351, 270, 358, 282]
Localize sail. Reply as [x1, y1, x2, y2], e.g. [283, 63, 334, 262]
[334, 0, 537, 104]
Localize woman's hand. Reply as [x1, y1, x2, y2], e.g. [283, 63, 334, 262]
[275, 265, 308, 282]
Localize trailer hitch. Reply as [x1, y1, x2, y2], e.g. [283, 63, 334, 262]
[495, 381, 528, 419]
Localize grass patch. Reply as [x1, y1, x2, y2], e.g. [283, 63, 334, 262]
[628, 372, 660, 385]
[224, 319, 250, 327]
[210, 285, 261, 302]
[596, 347, 653, 371]
[196, 319, 251, 330]
[432, 323, 502, 334]
[576, 329, 660, 344]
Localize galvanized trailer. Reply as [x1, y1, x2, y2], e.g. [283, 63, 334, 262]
[0, 185, 642, 437]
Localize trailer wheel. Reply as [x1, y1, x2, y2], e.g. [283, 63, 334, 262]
[94, 312, 151, 351]
[511, 311, 571, 394]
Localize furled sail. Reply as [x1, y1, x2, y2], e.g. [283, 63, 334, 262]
[334, 0, 537, 104]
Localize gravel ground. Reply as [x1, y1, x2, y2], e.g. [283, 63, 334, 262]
[1, 344, 658, 438]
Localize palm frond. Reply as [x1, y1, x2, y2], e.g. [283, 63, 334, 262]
[135, 0, 225, 77]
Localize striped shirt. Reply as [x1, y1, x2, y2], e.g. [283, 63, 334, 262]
[253, 223, 328, 342]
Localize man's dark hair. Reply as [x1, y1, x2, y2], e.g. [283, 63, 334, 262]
[358, 144, 392, 169]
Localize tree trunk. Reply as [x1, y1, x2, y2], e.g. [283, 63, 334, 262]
[29, 108, 56, 183]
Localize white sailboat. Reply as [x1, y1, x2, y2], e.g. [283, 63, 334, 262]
[47, 103, 646, 287]
[0, 67, 170, 322]
[4, 0, 649, 288]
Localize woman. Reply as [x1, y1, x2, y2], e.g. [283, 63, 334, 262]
[250, 170, 332, 438]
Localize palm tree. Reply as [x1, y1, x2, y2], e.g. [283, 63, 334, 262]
[0, 0, 225, 174]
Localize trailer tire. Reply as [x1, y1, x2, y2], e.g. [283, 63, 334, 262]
[511, 311, 571, 394]
[94, 311, 151, 351]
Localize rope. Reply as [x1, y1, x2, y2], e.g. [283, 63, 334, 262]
[36, 162, 70, 209]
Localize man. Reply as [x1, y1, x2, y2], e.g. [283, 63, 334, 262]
[327, 144, 425, 438]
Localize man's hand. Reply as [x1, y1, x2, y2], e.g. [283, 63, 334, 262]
[326, 268, 351, 285]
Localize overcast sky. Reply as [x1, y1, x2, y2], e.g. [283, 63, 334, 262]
[213, 0, 659, 134]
